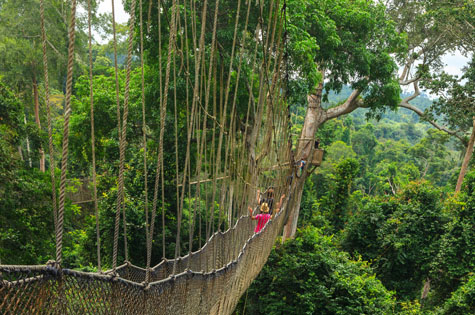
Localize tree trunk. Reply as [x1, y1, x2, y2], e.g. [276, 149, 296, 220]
[455, 117, 475, 193]
[283, 83, 326, 240]
[421, 277, 431, 302]
[33, 74, 45, 172]
[283, 83, 362, 241]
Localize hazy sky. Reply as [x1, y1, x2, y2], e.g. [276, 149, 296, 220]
[98, 1, 129, 24]
[98, 1, 471, 77]
[441, 51, 471, 77]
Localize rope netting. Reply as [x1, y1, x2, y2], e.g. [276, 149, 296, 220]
[0, 0, 298, 313]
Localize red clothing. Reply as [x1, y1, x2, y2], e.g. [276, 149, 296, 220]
[254, 213, 271, 233]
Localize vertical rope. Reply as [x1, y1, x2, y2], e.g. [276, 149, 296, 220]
[139, 0, 150, 273]
[190, 61, 203, 254]
[174, 0, 189, 263]
[120, 0, 138, 264]
[283, 0, 292, 150]
[161, 142, 165, 259]
[197, 51, 206, 250]
[225, 0, 252, 222]
[207, 6, 219, 241]
[210, 62, 224, 238]
[112, 0, 137, 269]
[185, 0, 207, 261]
[190, 0, 220, 262]
[173, 30, 180, 259]
[158, 0, 168, 262]
[111, 0, 122, 271]
[215, 0, 242, 231]
[147, 0, 177, 282]
[87, 0, 101, 272]
[39, 0, 58, 238]
[201, 0, 220, 243]
[56, 0, 77, 265]
[175, 0, 208, 272]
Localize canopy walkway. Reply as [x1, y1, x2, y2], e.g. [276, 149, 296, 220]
[0, 0, 322, 313]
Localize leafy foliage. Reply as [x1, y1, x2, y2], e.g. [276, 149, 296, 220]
[429, 171, 475, 301]
[0, 81, 55, 264]
[236, 227, 396, 315]
[437, 274, 475, 315]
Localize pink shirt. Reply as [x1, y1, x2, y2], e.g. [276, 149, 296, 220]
[254, 214, 271, 233]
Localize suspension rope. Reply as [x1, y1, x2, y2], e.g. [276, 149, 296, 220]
[139, 0, 149, 275]
[87, 0, 101, 272]
[173, 24, 180, 259]
[39, 0, 58, 238]
[189, 0, 220, 257]
[226, 0, 253, 223]
[159, 0, 165, 260]
[237, 16, 262, 218]
[173, 0, 190, 264]
[111, 0, 123, 271]
[56, 0, 77, 265]
[160, 0, 169, 262]
[146, 0, 178, 282]
[216, 0, 243, 232]
[207, 61, 218, 239]
[175, 0, 208, 272]
[185, 0, 209, 267]
[120, 0, 138, 264]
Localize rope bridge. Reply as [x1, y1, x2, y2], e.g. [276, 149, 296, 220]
[0, 0, 307, 313]
[0, 198, 292, 314]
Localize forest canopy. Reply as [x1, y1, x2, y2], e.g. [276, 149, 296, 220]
[0, 0, 474, 314]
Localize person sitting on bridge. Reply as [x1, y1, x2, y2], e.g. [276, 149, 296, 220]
[248, 194, 285, 233]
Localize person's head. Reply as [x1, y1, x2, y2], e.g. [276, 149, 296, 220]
[260, 202, 269, 213]
[266, 187, 274, 198]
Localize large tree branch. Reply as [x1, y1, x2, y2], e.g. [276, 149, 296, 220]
[399, 75, 421, 86]
[402, 81, 421, 104]
[325, 89, 363, 121]
[46, 39, 65, 59]
[398, 100, 465, 144]
[399, 31, 449, 85]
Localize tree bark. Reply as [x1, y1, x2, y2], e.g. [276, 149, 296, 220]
[455, 117, 475, 193]
[33, 74, 45, 172]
